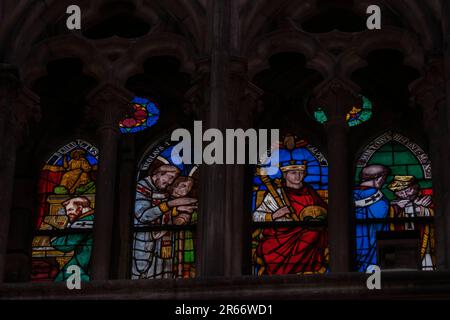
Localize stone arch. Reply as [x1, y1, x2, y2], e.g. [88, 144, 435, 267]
[247, 31, 334, 80]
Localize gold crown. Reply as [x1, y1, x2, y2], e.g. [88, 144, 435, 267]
[280, 160, 307, 172]
[387, 175, 415, 192]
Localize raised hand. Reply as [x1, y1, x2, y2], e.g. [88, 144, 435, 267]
[168, 197, 198, 208]
[173, 213, 192, 225]
[415, 195, 432, 207]
[272, 206, 291, 220]
[177, 205, 198, 213]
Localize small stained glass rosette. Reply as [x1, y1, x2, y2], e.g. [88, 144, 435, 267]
[313, 95, 373, 127]
[119, 96, 160, 134]
[346, 95, 373, 127]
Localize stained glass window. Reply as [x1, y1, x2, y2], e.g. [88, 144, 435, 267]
[119, 96, 160, 134]
[354, 131, 435, 272]
[313, 95, 373, 127]
[252, 134, 329, 275]
[346, 96, 373, 127]
[314, 107, 328, 124]
[32, 140, 98, 282]
[131, 138, 198, 279]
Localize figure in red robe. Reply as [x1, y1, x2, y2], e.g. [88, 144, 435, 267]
[253, 161, 328, 275]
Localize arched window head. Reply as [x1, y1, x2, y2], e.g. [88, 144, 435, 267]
[119, 96, 160, 134]
[32, 140, 98, 282]
[313, 95, 373, 127]
[252, 134, 329, 276]
[354, 131, 435, 272]
[131, 137, 199, 279]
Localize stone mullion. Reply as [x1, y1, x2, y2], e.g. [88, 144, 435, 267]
[197, 0, 232, 277]
[325, 117, 351, 272]
[0, 67, 40, 282]
[312, 79, 360, 272]
[443, 2, 450, 269]
[0, 127, 18, 283]
[198, 0, 263, 277]
[115, 136, 136, 279]
[411, 61, 448, 270]
[88, 84, 132, 281]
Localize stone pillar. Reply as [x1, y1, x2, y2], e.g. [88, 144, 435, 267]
[311, 78, 360, 272]
[6, 207, 32, 282]
[0, 65, 19, 161]
[441, 0, 450, 269]
[0, 66, 40, 282]
[0, 66, 19, 283]
[196, 0, 232, 277]
[225, 64, 263, 276]
[196, 65, 262, 277]
[411, 61, 448, 269]
[115, 136, 136, 279]
[87, 83, 132, 280]
[197, 0, 262, 277]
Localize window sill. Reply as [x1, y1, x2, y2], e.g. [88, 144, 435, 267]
[1, 271, 450, 299]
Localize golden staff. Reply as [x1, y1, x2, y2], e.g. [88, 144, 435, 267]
[257, 168, 298, 221]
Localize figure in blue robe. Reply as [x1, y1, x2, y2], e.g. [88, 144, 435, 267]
[354, 164, 390, 272]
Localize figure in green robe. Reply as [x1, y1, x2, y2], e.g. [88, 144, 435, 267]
[51, 196, 94, 282]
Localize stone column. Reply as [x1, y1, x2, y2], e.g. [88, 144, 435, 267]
[197, 0, 263, 277]
[227, 67, 263, 276]
[115, 136, 136, 279]
[196, 0, 232, 277]
[6, 209, 32, 282]
[0, 66, 19, 283]
[0, 65, 19, 161]
[0, 65, 40, 282]
[311, 78, 360, 272]
[196, 66, 262, 277]
[411, 61, 448, 269]
[87, 83, 132, 280]
[442, 0, 450, 269]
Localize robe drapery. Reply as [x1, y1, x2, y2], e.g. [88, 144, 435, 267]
[255, 185, 328, 275]
[389, 193, 435, 270]
[59, 158, 93, 194]
[354, 186, 389, 272]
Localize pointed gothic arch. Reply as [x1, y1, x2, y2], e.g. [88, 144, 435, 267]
[353, 131, 435, 272]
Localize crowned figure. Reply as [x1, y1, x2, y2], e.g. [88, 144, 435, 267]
[253, 137, 328, 275]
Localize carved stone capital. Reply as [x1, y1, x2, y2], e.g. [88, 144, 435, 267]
[310, 77, 360, 129]
[226, 58, 264, 128]
[183, 74, 209, 119]
[0, 65, 20, 124]
[0, 66, 41, 147]
[86, 83, 134, 132]
[184, 57, 263, 128]
[0, 64, 20, 88]
[12, 88, 41, 145]
[233, 80, 264, 128]
[410, 60, 446, 132]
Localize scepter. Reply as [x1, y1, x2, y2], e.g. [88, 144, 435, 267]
[257, 168, 298, 221]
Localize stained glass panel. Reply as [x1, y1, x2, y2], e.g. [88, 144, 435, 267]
[119, 96, 160, 134]
[252, 135, 329, 275]
[354, 131, 435, 272]
[313, 95, 373, 127]
[131, 138, 199, 279]
[314, 107, 328, 124]
[346, 96, 373, 127]
[32, 140, 98, 282]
